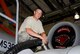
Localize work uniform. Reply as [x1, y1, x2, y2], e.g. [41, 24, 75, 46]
[18, 16, 44, 43]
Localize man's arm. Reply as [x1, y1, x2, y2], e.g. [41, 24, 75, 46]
[26, 28, 43, 40]
[41, 32, 46, 39]
[41, 32, 48, 44]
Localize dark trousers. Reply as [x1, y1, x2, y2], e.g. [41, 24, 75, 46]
[4, 39, 42, 54]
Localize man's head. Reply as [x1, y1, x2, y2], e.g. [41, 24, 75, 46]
[33, 9, 42, 19]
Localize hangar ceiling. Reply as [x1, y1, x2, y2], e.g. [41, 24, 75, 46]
[19, 0, 80, 25]
[0, 0, 80, 53]
[0, 0, 80, 25]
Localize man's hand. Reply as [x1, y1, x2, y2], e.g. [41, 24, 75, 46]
[41, 32, 48, 44]
[41, 37, 48, 44]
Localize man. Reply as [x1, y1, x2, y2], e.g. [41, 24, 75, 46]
[18, 9, 48, 45]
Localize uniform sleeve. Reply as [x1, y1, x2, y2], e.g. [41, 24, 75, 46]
[26, 18, 32, 28]
[39, 22, 45, 34]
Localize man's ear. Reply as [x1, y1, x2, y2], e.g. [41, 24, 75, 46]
[34, 11, 35, 14]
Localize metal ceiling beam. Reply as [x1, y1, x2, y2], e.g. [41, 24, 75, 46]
[20, 0, 33, 13]
[48, 0, 62, 9]
[44, 2, 80, 18]
[31, 0, 45, 14]
[56, 0, 66, 8]
[43, 11, 74, 25]
[44, 10, 62, 18]
[43, 0, 56, 11]
[42, 3, 80, 25]
[48, 0, 66, 13]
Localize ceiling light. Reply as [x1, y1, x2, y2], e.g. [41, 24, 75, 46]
[74, 12, 79, 19]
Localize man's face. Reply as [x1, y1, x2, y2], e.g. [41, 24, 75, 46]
[34, 9, 42, 19]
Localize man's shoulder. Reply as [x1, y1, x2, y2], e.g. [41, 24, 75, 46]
[23, 16, 34, 23]
[27, 16, 33, 18]
[38, 20, 42, 23]
[25, 16, 33, 20]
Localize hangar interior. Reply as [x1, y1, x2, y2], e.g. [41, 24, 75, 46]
[0, 0, 80, 54]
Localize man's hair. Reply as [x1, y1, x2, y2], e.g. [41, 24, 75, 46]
[34, 9, 42, 13]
